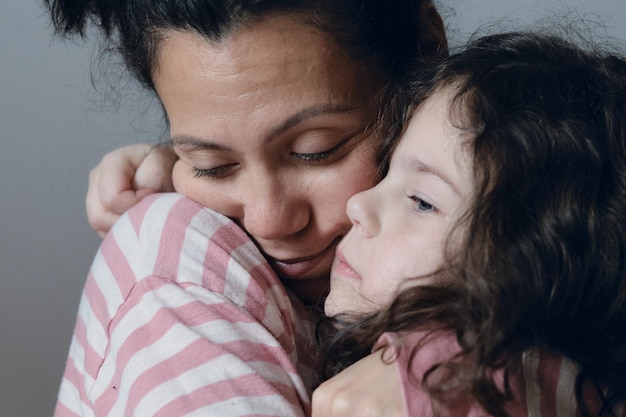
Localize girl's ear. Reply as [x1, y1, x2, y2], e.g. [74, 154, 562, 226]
[418, 2, 448, 57]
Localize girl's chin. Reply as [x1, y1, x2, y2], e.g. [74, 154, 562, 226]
[324, 281, 365, 317]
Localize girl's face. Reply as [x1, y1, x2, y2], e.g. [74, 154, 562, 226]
[157, 15, 381, 302]
[325, 90, 474, 316]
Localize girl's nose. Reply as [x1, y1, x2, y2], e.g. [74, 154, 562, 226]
[346, 186, 380, 238]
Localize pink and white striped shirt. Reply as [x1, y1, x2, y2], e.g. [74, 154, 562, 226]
[379, 331, 626, 417]
[55, 193, 317, 417]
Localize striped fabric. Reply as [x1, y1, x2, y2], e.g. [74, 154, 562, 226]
[380, 332, 626, 417]
[54, 193, 317, 417]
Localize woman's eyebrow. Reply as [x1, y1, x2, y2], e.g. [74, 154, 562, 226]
[403, 156, 462, 197]
[170, 103, 359, 150]
[170, 135, 232, 152]
[265, 104, 358, 143]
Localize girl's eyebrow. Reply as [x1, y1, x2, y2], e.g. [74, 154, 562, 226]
[170, 104, 359, 151]
[403, 156, 462, 197]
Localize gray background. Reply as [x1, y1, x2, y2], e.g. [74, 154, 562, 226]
[1, 1, 624, 415]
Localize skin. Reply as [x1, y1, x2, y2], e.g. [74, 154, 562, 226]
[312, 349, 404, 417]
[155, 15, 382, 303]
[324, 89, 474, 316]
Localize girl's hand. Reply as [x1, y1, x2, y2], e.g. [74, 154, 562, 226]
[86, 143, 176, 236]
[312, 349, 406, 417]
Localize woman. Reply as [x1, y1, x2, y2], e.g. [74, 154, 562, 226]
[45, 0, 447, 415]
[58, 0, 448, 304]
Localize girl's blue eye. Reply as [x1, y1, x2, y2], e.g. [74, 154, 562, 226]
[409, 195, 437, 212]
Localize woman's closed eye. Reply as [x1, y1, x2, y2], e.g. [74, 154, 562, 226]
[190, 163, 239, 179]
[290, 134, 356, 164]
[189, 139, 347, 178]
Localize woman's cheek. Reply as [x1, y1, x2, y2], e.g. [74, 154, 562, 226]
[172, 160, 191, 195]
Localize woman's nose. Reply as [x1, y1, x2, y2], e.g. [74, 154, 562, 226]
[241, 179, 310, 241]
[346, 187, 380, 238]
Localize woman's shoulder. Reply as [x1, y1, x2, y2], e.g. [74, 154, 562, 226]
[120, 192, 231, 240]
[85, 191, 303, 357]
[64, 193, 316, 416]
[105, 192, 278, 290]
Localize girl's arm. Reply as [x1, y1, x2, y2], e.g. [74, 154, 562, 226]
[313, 331, 591, 417]
[312, 349, 406, 417]
[312, 332, 460, 417]
[86, 144, 176, 236]
[56, 193, 316, 417]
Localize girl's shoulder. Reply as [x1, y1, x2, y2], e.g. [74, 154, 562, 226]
[377, 331, 625, 417]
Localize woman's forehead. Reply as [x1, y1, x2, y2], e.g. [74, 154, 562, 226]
[154, 14, 381, 82]
[152, 19, 382, 136]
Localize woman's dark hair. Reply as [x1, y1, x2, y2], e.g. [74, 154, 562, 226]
[320, 31, 626, 417]
[43, 0, 445, 90]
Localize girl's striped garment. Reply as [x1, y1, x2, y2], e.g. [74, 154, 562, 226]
[379, 331, 626, 417]
[55, 193, 317, 417]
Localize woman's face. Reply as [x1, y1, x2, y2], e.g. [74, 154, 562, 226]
[325, 90, 474, 316]
[156, 15, 381, 301]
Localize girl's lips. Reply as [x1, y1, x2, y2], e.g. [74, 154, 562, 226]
[267, 237, 342, 279]
[332, 250, 362, 281]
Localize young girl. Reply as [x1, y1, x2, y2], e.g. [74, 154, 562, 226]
[315, 31, 626, 417]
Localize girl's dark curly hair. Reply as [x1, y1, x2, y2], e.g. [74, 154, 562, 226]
[319, 31, 626, 417]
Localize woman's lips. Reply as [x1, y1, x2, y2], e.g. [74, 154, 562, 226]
[332, 250, 362, 281]
[267, 237, 342, 279]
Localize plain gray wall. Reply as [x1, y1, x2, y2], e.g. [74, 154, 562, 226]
[2, 1, 624, 415]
